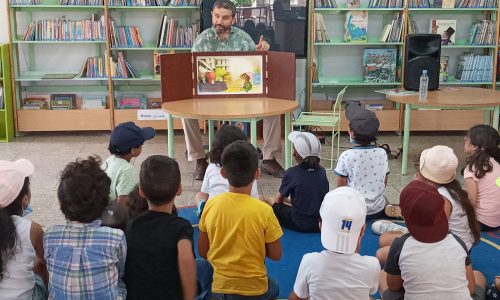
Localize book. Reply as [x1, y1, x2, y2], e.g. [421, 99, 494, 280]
[82, 95, 106, 110]
[433, 0, 442, 7]
[41, 73, 76, 79]
[440, 56, 449, 82]
[50, 94, 76, 110]
[23, 96, 49, 110]
[378, 24, 392, 42]
[116, 95, 147, 109]
[374, 88, 417, 96]
[430, 19, 456, 45]
[346, 0, 360, 8]
[315, 13, 330, 43]
[153, 51, 161, 78]
[441, 0, 455, 7]
[344, 11, 368, 43]
[363, 48, 397, 83]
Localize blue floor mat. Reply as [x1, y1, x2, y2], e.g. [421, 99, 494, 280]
[179, 206, 500, 298]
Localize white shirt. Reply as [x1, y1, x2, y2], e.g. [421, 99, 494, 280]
[334, 146, 389, 215]
[293, 250, 380, 300]
[0, 216, 35, 300]
[385, 234, 472, 300]
[103, 155, 136, 202]
[201, 163, 259, 199]
[438, 187, 475, 250]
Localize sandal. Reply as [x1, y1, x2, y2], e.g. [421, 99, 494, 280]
[385, 204, 403, 218]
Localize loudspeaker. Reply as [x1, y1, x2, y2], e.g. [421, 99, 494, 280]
[404, 34, 441, 91]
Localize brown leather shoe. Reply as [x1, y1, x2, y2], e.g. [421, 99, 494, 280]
[261, 158, 285, 178]
[194, 158, 208, 181]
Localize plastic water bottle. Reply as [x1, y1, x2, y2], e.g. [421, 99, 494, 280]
[419, 70, 429, 102]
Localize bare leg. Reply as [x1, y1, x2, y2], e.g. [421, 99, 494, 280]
[380, 231, 404, 247]
[379, 270, 389, 294]
[376, 246, 390, 266]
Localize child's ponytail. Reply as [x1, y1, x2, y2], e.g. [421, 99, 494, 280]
[466, 125, 500, 179]
[0, 209, 17, 282]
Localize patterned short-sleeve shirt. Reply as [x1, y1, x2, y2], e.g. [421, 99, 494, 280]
[192, 26, 256, 52]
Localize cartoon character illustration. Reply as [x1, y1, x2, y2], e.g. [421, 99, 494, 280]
[240, 73, 252, 92]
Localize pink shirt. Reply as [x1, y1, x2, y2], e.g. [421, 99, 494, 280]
[463, 158, 500, 227]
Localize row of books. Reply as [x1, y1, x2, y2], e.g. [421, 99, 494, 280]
[157, 15, 199, 48]
[378, 13, 405, 43]
[315, 0, 338, 8]
[363, 48, 398, 83]
[456, 54, 494, 82]
[110, 22, 144, 48]
[314, 13, 330, 42]
[409, 0, 496, 7]
[23, 15, 106, 41]
[78, 53, 140, 79]
[60, 0, 104, 4]
[23, 94, 107, 110]
[455, 0, 497, 8]
[108, 0, 201, 6]
[468, 20, 496, 46]
[367, 0, 403, 8]
[9, 0, 40, 4]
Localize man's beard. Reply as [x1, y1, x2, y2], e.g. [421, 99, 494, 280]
[213, 23, 230, 34]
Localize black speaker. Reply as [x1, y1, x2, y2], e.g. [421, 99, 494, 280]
[404, 34, 441, 91]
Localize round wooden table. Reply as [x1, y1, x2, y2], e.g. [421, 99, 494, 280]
[386, 87, 500, 175]
[162, 97, 298, 168]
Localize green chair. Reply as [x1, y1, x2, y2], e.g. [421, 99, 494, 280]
[292, 86, 347, 170]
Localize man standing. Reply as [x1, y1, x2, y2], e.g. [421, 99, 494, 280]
[185, 0, 285, 180]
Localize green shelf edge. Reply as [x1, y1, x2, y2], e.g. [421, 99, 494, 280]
[13, 40, 106, 44]
[108, 5, 199, 9]
[314, 41, 403, 46]
[315, 7, 404, 12]
[408, 7, 497, 11]
[111, 46, 192, 51]
[10, 5, 104, 10]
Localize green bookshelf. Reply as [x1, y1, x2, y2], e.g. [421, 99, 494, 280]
[0, 44, 15, 142]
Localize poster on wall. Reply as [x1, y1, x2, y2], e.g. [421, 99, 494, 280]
[195, 55, 264, 96]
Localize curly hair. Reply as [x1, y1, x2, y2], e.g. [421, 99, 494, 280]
[0, 209, 17, 282]
[466, 125, 500, 179]
[58, 156, 111, 223]
[209, 125, 247, 166]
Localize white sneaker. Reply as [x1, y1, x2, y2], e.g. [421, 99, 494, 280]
[371, 220, 408, 235]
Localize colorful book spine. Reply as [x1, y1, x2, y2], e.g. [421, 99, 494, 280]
[23, 15, 106, 41]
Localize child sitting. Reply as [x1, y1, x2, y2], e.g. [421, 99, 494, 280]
[125, 185, 149, 220]
[289, 187, 380, 300]
[44, 156, 126, 299]
[199, 140, 283, 299]
[334, 103, 391, 219]
[374, 145, 481, 264]
[380, 180, 486, 300]
[265, 131, 329, 232]
[125, 155, 211, 300]
[104, 121, 155, 204]
[463, 124, 500, 231]
[0, 159, 47, 300]
[195, 125, 259, 218]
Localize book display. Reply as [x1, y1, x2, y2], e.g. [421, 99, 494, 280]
[308, 0, 500, 131]
[7, 0, 200, 132]
[0, 44, 15, 141]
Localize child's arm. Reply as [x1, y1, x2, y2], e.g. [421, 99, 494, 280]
[288, 291, 306, 300]
[195, 192, 208, 205]
[386, 273, 404, 292]
[198, 230, 210, 259]
[336, 176, 348, 187]
[465, 264, 476, 295]
[265, 239, 282, 261]
[464, 178, 478, 207]
[177, 239, 197, 300]
[30, 221, 48, 285]
[273, 192, 285, 204]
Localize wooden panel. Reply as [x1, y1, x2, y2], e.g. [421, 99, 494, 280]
[161, 53, 193, 102]
[17, 110, 112, 132]
[113, 109, 204, 130]
[267, 51, 296, 100]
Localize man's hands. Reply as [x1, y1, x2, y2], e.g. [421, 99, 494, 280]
[256, 35, 270, 51]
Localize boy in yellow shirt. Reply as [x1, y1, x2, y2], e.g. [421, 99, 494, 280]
[198, 140, 283, 299]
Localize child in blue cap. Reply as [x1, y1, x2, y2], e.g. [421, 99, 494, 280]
[104, 122, 155, 204]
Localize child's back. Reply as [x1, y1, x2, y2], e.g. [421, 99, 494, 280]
[125, 210, 193, 299]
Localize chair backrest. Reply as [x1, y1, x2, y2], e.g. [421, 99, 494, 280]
[332, 86, 348, 115]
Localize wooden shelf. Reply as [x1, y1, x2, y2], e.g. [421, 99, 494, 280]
[17, 109, 111, 131]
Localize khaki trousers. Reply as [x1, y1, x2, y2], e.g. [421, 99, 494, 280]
[182, 116, 282, 161]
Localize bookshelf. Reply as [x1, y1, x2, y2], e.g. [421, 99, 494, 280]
[307, 0, 500, 131]
[0, 44, 15, 142]
[7, 0, 201, 132]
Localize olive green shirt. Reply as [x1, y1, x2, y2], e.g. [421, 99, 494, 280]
[192, 26, 256, 52]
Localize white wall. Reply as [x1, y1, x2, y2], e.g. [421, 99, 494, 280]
[0, 1, 8, 44]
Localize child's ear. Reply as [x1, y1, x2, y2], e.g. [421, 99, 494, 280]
[176, 184, 183, 196]
[138, 185, 146, 198]
[254, 168, 261, 180]
[220, 167, 227, 179]
[21, 194, 30, 210]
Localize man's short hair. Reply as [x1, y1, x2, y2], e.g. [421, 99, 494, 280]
[213, 0, 237, 16]
[139, 155, 180, 206]
[221, 140, 258, 187]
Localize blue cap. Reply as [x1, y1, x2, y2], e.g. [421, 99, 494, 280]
[110, 122, 156, 153]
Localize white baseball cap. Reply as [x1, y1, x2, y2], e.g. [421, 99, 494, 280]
[0, 159, 35, 208]
[419, 145, 458, 184]
[320, 187, 367, 254]
[287, 131, 321, 159]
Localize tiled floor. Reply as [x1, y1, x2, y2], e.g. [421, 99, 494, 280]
[0, 130, 469, 229]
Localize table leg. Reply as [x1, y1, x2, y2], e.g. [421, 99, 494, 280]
[484, 111, 491, 125]
[401, 104, 412, 176]
[167, 114, 174, 158]
[208, 120, 215, 152]
[250, 119, 257, 148]
[493, 106, 499, 130]
[285, 112, 291, 169]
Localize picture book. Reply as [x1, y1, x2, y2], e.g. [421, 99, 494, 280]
[374, 88, 417, 96]
[440, 56, 449, 82]
[50, 94, 76, 110]
[82, 95, 106, 110]
[441, 0, 455, 7]
[196, 55, 263, 95]
[153, 51, 161, 78]
[430, 19, 456, 45]
[363, 48, 397, 83]
[24, 95, 49, 110]
[346, 0, 360, 8]
[344, 11, 368, 43]
[378, 24, 392, 42]
[116, 95, 147, 109]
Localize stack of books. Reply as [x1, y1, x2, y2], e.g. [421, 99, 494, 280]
[108, 0, 201, 6]
[315, 13, 330, 43]
[456, 53, 494, 82]
[379, 13, 405, 43]
[9, 0, 40, 4]
[368, 0, 403, 8]
[468, 20, 496, 45]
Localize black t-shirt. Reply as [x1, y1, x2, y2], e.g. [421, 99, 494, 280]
[279, 164, 329, 228]
[125, 210, 194, 300]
